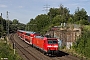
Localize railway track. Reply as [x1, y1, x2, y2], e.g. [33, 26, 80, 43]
[51, 55, 80, 60]
[10, 33, 51, 60]
[10, 34, 40, 60]
[9, 33, 80, 60]
[50, 51, 80, 60]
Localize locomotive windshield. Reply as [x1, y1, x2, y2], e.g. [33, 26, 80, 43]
[48, 40, 57, 44]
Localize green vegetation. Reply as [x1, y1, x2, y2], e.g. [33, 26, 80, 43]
[0, 17, 25, 59]
[0, 4, 90, 58]
[0, 42, 22, 60]
[25, 4, 89, 35]
[72, 25, 90, 58]
[0, 18, 26, 37]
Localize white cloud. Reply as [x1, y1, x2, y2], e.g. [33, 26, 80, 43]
[18, 6, 23, 8]
[0, 4, 7, 8]
[82, 0, 88, 1]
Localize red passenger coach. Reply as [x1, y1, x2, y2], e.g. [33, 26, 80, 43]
[22, 31, 26, 40]
[24, 31, 35, 45]
[24, 31, 40, 45]
[17, 30, 26, 40]
[17, 30, 23, 38]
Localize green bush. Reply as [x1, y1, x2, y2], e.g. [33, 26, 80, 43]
[0, 43, 22, 60]
[73, 26, 90, 58]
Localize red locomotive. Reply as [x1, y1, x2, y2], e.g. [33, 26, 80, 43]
[17, 30, 59, 55]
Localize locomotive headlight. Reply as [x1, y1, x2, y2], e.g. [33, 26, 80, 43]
[53, 46, 58, 47]
[47, 46, 52, 47]
[47, 45, 58, 48]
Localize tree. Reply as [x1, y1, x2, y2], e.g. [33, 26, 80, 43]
[68, 17, 73, 23]
[52, 15, 62, 25]
[32, 14, 49, 32]
[74, 7, 88, 23]
[0, 16, 7, 37]
[73, 27, 90, 58]
[48, 4, 70, 23]
[26, 4, 89, 35]
[12, 19, 19, 24]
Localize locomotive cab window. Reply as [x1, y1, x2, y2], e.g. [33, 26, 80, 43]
[26, 33, 30, 36]
[48, 40, 57, 44]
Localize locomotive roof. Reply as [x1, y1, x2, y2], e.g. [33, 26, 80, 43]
[18, 30, 40, 35]
[18, 30, 25, 32]
[25, 31, 35, 34]
[35, 36, 44, 39]
[25, 31, 40, 35]
[35, 35, 57, 40]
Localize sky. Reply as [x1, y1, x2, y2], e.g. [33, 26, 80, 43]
[0, 0, 90, 24]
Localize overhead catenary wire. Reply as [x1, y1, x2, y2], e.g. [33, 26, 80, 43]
[43, 4, 50, 14]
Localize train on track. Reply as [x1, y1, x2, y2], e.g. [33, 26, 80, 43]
[17, 30, 59, 55]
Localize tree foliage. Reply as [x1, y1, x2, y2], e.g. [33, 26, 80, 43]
[48, 4, 70, 23]
[12, 19, 19, 24]
[0, 17, 25, 37]
[74, 7, 88, 24]
[73, 26, 90, 58]
[0, 16, 7, 37]
[26, 14, 50, 34]
[0, 43, 22, 60]
[26, 4, 89, 35]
